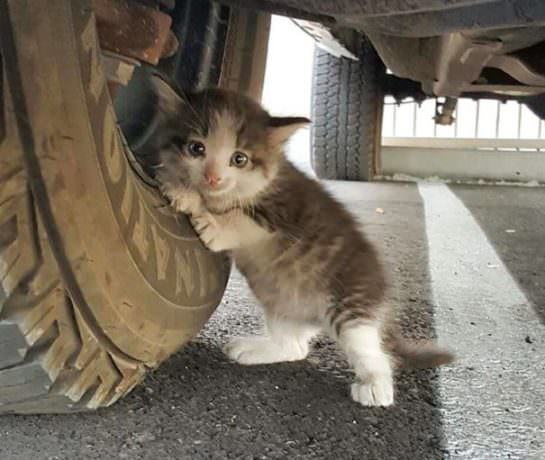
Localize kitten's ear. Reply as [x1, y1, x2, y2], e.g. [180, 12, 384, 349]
[267, 116, 310, 146]
[150, 74, 184, 115]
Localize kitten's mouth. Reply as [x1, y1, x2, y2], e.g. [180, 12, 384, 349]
[203, 182, 235, 197]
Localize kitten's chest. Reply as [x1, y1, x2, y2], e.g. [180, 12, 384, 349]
[233, 240, 329, 318]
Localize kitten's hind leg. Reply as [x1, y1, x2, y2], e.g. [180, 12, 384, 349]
[224, 316, 320, 365]
[336, 322, 394, 407]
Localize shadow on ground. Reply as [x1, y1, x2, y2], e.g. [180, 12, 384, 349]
[452, 185, 545, 326]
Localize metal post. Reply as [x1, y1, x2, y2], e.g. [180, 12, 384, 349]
[474, 100, 480, 138]
[517, 103, 522, 152]
[392, 102, 397, 136]
[412, 102, 417, 137]
[495, 101, 501, 151]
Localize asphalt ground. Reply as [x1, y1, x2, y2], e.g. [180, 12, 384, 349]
[1, 181, 544, 460]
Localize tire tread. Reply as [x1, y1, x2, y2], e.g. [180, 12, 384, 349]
[310, 39, 385, 181]
[0, 39, 145, 416]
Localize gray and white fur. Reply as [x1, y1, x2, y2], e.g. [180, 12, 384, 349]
[151, 76, 453, 407]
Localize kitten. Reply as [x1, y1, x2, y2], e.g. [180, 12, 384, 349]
[151, 76, 453, 407]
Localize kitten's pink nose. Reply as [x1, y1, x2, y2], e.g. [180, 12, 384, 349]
[205, 172, 221, 188]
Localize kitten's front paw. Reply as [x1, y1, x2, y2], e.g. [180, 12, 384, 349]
[162, 187, 203, 216]
[224, 337, 306, 365]
[191, 213, 228, 252]
[224, 337, 269, 365]
[350, 377, 394, 407]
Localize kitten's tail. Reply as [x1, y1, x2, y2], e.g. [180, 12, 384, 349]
[392, 337, 455, 369]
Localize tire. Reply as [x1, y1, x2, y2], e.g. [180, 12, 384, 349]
[0, 0, 229, 414]
[310, 38, 385, 181]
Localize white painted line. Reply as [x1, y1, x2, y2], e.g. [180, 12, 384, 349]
[418, 183, 545, 459]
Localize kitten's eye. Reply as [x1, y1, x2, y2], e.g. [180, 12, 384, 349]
[230, 151, 248, 168]
[187, 141, 206, 158]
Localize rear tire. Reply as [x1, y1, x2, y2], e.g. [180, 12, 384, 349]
[0, 0, 229, 414]
[311, 38, 385, 181]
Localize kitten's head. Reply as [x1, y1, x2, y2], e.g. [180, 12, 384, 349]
[151, 76, 309, 206]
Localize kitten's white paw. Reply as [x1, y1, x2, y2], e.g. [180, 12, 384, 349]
[224, 337, 305, 365]
[190, 213, 228, 252]
[224, 337, 275, 365]
[163, 187, 203, 215]
[350, 377, 394, 407]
